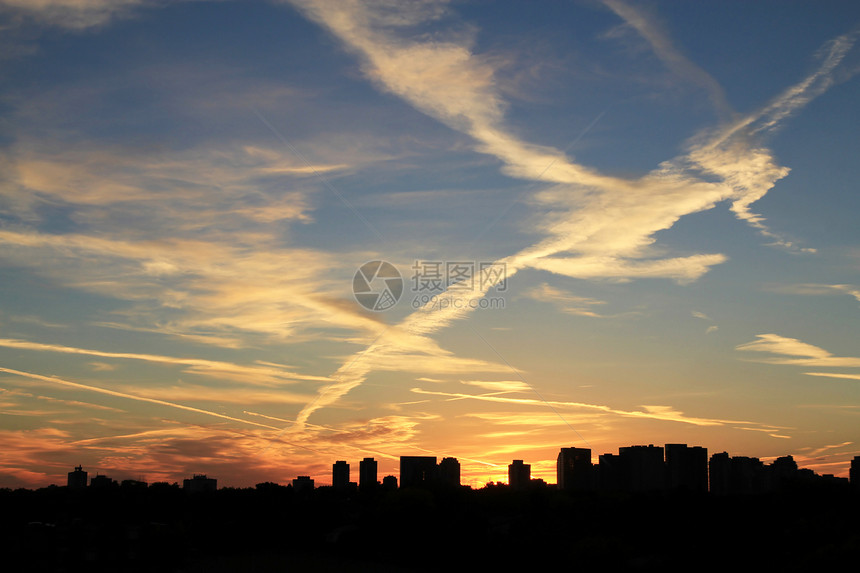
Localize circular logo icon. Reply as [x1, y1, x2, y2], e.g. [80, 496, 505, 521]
[353, 260, 403, 311]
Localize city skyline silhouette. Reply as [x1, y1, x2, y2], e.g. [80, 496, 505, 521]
[1, 2, 859, 552]
[43, 443, 860, 494]
[5, 442, 859, 572]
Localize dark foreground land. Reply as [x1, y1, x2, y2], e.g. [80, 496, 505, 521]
[3, 483, 859, 572]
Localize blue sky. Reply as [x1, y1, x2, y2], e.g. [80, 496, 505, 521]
[0, 0, 859, 487]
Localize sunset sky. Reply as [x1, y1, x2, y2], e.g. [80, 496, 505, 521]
[1, 0, 859, 488]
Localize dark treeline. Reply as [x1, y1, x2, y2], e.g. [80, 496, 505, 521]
[3, 480, 859, 572]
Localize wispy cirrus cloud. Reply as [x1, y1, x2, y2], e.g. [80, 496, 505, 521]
[0, 0, 156, 30]
[0, 136, 387, 350]
[460, 380, 531, 393]
[686, 30, 858, 250]
[804, 372, 860, 381]
[736, 334, 860, 368]
[737, 333, 860, 395]
[0, 338, 331, 385]
[1, 144, 328, 228]
[411, 387, 787, 434]
[0, 366, 286, 430]
[601, 0, 732, 117]
[692, 310, 718, 334]
[766, 283, 860, 305]
[464, 411, 607, 427]
[282, 0, 858, 429]
[523, 282, 608, 318]
[0, 228, 386, 346]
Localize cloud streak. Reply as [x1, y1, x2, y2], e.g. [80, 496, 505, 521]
[767, 283, 860, 305]
[272, 1, 860, 434]
[279, 1, 859, 428]
[0, 338, 330, 385]
[602, 0, 732, 117]
[523, 283, 608, 318]
[0, 366, 283, 430]
[737, 334, 860, 368]
[0, 0, 151, 30]
[411, 387, 787, 434]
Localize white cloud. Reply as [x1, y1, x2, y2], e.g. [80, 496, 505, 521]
[767, 283, 860, 305]
[601, 0, 731, 117]
[460, 380, 531, 393]
[281, 0, 858, 425]
[0, 0, 151, 30]
[0, 366, 285, 430]
[805, 372, 860, 381]
[412, 387, 786, 433]
[2, 144, 326, 227]
[523, 283, 607, 318]
[737, 334, 860, 368]
[0, 338, 330, 386]
[0, 228, 388, 347]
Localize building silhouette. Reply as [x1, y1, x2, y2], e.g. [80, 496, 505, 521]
[709, 451, 731, 495]
[665, 444, 708, 492]
[359, 457, 378, 490]
[618, 445, 665, 492]
[557, 447, 592, 490]
[120, 479, 148, 490]
[508, 459, 530, 490]
[771, 455, 798, 490]
[183, 474, 217, 493]
[67, 465, 87, 490]
[46, 442, 858, 497]
[90, 474, 117, 489]
[400, 456, 437, 488]
[292, 475, 314, 493]
[709, 452, 788, 494]
[731, 456, 767, 494]
[332, 460, 350, 489]
[438, 457, 461, 487]
[598, 453, 625, 491]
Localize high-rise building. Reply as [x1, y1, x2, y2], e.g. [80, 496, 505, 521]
[382, 475, 398, 490]
[332, 460, 350, 489]
[120, 479, 147, 490]
[851, 456, 860, 487]
[90, 474, 117, 489]
[557, 447, 592, 490]
[438, 457, 460, 487]
[710, 453, 768, 495]
[67, 465, 87, 490]
[709, 452, 730, 494]
[400, 456, 437, 488]
[730, 456, 766, 494]
[598, 453, 626, 492]
[292, 475, 314, 493]
[618, 445, 665, 492]
[183, 474, 217, 493]
[508, 460, 530, 490]
[359, 457, 378, 490]
[771, 455, 798, 490]
[665, 444, 708, 493]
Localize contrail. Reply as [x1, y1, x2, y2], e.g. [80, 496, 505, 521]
[0, 338, 331, 384]
[0, 366, 280, 431]
[283, 0, 858, 440]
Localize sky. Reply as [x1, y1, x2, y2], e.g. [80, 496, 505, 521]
[1, 0, 859, 489]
